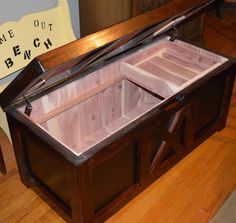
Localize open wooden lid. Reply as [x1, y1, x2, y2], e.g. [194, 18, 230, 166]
[0, 0, 213, 110]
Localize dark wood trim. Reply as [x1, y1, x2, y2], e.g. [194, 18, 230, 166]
[0, 144, 6, 175]
[68, 163, 94, 223]
[218, 73, 236, 128]
[184, 102, 198, 149]
[7, 115, 31, 186]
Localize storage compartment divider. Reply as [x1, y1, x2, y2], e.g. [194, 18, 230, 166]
[120, 38, 227, 100]
[171, 39, 226, 62]
[138, 56, 197, 80]
[120, 62, 177, 98]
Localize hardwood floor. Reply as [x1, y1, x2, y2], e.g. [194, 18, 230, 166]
[0, 8, 236, 223]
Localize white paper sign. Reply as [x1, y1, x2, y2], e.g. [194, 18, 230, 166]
[0, 0, 75, 79]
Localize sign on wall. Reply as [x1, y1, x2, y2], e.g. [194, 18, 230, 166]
[0, 0, 76, 140]
[0, 0, 75, 79]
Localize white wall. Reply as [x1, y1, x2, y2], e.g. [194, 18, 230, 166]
[0, 1, 58, 24]
[0, 0, 80, 38]
[68, 0, 80, 38]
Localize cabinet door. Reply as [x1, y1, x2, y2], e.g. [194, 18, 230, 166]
[192, 73, 235, 145]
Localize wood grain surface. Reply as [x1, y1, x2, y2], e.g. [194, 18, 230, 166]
[37, 0, 210, 70]
[79, 0, 131, 36]
[0, 8, 236, 223]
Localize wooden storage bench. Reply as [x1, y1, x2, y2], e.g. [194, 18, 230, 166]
[0, 1, 235, 222]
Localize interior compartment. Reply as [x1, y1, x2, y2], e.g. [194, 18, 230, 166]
[121, 37, 228, 97]
[17, 37, 227, 156]
[40, 79, 161, 154]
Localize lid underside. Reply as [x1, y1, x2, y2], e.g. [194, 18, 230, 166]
[0, 0, 214, 110]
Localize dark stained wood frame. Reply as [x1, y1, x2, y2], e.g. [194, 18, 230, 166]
[1, 0, 236, 222]
[5, 61, 236, 222]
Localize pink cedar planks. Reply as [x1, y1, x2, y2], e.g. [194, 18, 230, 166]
[120, 62, 177, 98]
[138, 60, 187, 86]
[39, 79, 161, 155]
[17, 38, 227, 155]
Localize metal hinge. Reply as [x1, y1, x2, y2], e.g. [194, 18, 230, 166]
[24, 96, 32, 117]
[170, 26, 179, 42]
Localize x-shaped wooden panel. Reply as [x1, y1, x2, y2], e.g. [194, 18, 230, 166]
[150, 108, 188, 174]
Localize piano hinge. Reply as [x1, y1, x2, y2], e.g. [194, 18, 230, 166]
[24, 96, 32, 117]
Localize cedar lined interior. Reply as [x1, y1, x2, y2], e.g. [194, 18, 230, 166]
[18, 38, 227, 155]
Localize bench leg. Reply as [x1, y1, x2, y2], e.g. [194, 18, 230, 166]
[0, 146, 7, 174]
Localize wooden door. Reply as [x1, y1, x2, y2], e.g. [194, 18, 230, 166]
[79, 0, 131, 36]
[131, 0, 170, 16]
[79, 0, 171, 37]
[79, 0, 205, 46]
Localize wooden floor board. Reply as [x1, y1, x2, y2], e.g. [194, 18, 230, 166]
[1, 8, 236, 223]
